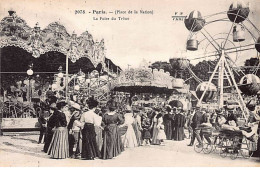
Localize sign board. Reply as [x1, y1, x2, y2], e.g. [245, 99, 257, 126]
[1, 118, 39, 129]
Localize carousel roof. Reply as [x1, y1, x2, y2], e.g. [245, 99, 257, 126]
[113, 64, 190, 94]
[0, 10, 113, 69]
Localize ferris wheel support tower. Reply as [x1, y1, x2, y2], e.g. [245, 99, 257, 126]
[183, 1, 260, 122]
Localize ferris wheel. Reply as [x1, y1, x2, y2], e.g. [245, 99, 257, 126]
[183, 0, 260, 120]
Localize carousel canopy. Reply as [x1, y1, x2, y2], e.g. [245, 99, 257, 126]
[0, 10, 108, 67]
[114, 65, 174, 91]
[0, 11, 121, 89]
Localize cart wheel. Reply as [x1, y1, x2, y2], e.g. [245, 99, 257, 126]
[241, 148, 253, 159]
[203, 141, 213, 154]
[194, 141, 203, 153]
[220, 140, 228, 158]
[230, 148, 239, 160]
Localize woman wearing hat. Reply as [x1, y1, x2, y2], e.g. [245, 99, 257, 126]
[173, 108, 186, 141]
[43, 100, 57, 153]
[132, 109, 142, 146]
[121, 105, 138, 148]
[47, 101, 69, 159]
[163, 105, 174, 140]
[151, 107, 161, 145]
[101, 103, 125, 159]
[80, 98, 101, 160]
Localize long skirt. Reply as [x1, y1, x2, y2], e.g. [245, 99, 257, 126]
[157, 129, 166, 140]
[95, 126, 103, 152]
[173, 127, 185, 141]
[164, 121, 173, 140]
[101, 124, 122, 159]
[151, 125, 160, 145]
[81, 123, 101, 160]
[132, 122, 142, 146]
[142, 129, 151, 139]
[47, 127, 69, 159]
[121, 124, 138, 148]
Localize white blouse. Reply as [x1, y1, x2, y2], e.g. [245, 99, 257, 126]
[80, 109, 100, 125]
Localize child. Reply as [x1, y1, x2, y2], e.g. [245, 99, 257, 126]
[156, 113, 166, 146]
[141, 112, 152, 145]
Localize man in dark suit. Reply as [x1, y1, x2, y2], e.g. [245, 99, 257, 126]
[188, 106, 204, 147]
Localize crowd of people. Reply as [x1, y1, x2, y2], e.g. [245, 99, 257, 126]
[37, 95, 260, 160]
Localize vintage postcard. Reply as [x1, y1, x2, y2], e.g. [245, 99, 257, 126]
[0, 0, 260, 167]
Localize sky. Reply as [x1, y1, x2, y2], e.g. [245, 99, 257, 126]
[0, 0, 260, 69]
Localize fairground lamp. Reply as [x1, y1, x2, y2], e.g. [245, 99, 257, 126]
[27, 67, 33, 76]
[58, 66, 64, 78]
[27, 63, 33, 104]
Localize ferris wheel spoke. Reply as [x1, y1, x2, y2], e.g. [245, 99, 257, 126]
[245, 17, 260, 35]
[241, 22, 258, 42]
[224, 53, 245, 76]
[200, 30, 221, 54]
[222, 10, 241, 49]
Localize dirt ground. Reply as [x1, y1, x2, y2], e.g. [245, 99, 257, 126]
[0, 131, 259, 167]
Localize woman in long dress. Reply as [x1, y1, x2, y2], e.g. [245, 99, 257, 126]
[101, 105, 124, 159]
[163, 105, 174, 140]
[47, 101, 69, 159]
[121, 106, 138, 148]
[43, 101, 57, 153]
[173, 108, 186, 141]
[80, 99, 101, 160]
[151, 108, 161, 145]
[132, 110, 142, 146]
[141, 111, 152, 145]
[94, 108, 103, 152]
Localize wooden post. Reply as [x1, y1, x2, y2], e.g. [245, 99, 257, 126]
[219, 51, 225, 108]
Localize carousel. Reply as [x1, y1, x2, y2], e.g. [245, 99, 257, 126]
[0, 10, 120, 130]
[111, 60, 192, 111]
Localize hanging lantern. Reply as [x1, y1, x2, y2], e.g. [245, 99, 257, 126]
[255, 37, 260, 53]
[227, 0, 250, 23]
[72, 31, 77, 40]
[34, 22, 40, 32]
[233, 25, 245, 42]
[239, 74, 260, 95]
[57, 66, 64, 78]
[184, 10, 205, 32]
[186, 39, 198, 51]
[196, 82, 217, 102]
